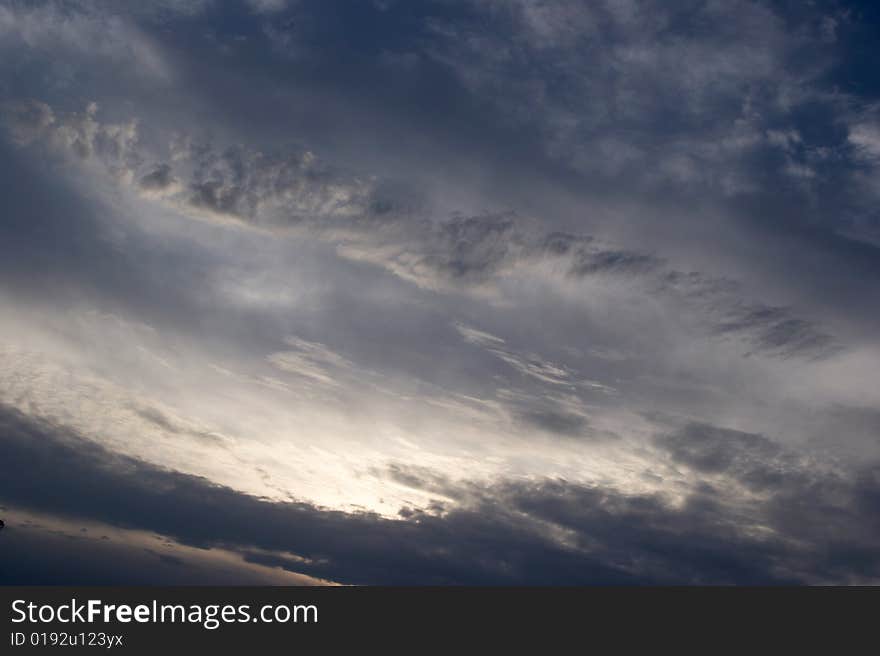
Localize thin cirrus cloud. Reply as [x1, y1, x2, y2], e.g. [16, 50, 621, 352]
[1, 0, 880, 584]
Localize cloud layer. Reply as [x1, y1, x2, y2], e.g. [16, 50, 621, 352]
[1, 0, 880, 584]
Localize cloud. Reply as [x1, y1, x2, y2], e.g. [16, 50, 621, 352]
[662, 271, 841, 360]
[7, 97, 840, 363]
[514, 405, 590, 438]
[657, 422, 794, 490]
[712, 304, 839, 360]
[247, 0, 290, 14]
[3, 404, 880, 584]
[137, 163, 181, 197]
[0, 99, 55, 145]
[267, 336, 356, 387]
[1, 0, 880, 586]
[0, 506, 326, 585]
[849, 119, 880, 162]
[422, 0, 830, 188]
[0, 1, 170, 80]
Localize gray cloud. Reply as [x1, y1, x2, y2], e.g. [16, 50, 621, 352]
[137, 162, 179, 195]
[657, 422, 795, 491]
[514, 406, 590, 438]
[0, 99, 55, 145]
[5, 97, 840, 361]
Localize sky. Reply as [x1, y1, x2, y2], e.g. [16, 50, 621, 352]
[1, 0, 879, 585]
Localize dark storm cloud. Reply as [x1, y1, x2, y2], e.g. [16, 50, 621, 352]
[3, 404, 880, 584]
[655, 421, 880, 578]
[658, 423, 793, 491]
